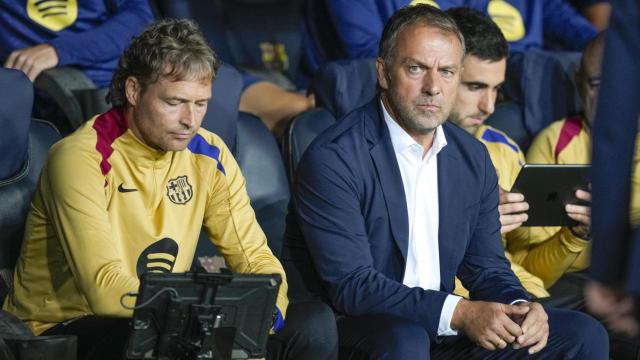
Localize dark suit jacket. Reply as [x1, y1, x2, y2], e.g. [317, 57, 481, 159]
[284, 98, 527, 338]
[591, 0, 640, 294]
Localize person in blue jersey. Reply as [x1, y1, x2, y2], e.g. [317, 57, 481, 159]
[302, 0, 598, 73]
[289, 4, 608, 358]
[0, 0, 153, 88]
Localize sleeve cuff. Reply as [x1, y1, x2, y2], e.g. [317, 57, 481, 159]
[273, 306, 285, 333]
[438, 294, 462, 336]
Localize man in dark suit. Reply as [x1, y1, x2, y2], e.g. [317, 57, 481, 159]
[587, 0, 640, 338]
[286, 4, 608, 358]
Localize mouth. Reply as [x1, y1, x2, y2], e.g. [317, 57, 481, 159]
[417, 103, 441, 112]
[468, 116, 486, 125]
[171, 132, 193, 140]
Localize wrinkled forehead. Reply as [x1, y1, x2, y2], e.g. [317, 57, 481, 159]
[396, 24, 464, 64]
[157, 59, 214, 85]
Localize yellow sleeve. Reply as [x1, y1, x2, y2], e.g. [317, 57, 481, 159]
[43, 140, 139, 317]
[506, 227, 589, 288]
[202, 140, 289, 318]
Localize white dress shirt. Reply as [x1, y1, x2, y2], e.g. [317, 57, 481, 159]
[381, 101, 462, 336]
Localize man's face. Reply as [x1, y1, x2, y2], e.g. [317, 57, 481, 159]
[449, 55, 506, 135]
[126, 75, 212, 152]
[377, 24, 463, 136]
[579, 57, 602, 127]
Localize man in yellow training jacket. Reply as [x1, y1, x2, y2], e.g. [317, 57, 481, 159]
[446, 8, 592, 300]
[3, 19, 337, 360]
[527, 31, 640, 290]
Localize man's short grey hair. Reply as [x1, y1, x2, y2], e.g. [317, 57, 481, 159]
[378, 4, 465, 66]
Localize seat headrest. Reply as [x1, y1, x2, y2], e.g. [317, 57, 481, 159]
[312, 59, 378, 120]
[202, 64, 243, 154]
[0, 69, 32, 180]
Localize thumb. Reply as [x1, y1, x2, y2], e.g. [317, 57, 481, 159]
[504, 303, 530, 316]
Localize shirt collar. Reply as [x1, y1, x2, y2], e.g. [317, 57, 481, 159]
[381, 99, 447, 157]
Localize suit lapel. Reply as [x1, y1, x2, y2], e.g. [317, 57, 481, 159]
[437, 126, 463, 292]
[366, 101, 410, 262]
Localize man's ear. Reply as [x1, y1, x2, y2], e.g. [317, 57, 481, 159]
[376, 57, 390, 90]
[125, 76, 140, 107]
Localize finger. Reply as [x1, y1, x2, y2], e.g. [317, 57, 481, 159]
[500, 314, 523, 339]
[12, 52, 31, 72]
[566, 212, 591, 226]
[487, 333, 507, 350]
[500, 192, 525, 203]
[528, 330, 549, 354]
[575, 189, 592, 202]
[478, 338, 497, 351]
[565, 204, 591, 216]
[26, 64, 43, 82]
[499, 202, 529, 216]
[503, 304, 530, 317]
[501, 222, 524, 234]
[500, 214, 529, 226]
[4, 50, 19, 68]
[518, 322, 545, 348]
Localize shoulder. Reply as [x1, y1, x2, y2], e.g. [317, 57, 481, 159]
[187, 128, 233, 175]
[476, 125, 524, 163]
[442, 122, 488, 155]
[307, 102, 374, 157]
[48, 119, 102, 167]
[535, 118, 571, 141]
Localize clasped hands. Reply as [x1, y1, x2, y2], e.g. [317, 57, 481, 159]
[499, 186, 592, 238]
[452, 299, 549, 354]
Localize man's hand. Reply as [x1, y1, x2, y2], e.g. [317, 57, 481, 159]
[511, 302, 549, 354]
[451, 299, 529, 350]
[585, 281, 639, 337]
[498, 187, 529, 233]
[4, 44, 59, 82]
[566, 189, 591, 239]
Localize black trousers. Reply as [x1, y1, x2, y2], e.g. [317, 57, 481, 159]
[43, 300, 337, 360]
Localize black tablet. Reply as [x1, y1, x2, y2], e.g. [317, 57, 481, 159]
[510, 164, 590, 227]
[126, 272, 281, 360]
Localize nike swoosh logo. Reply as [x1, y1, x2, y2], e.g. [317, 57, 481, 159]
[118, 183, 138, 193]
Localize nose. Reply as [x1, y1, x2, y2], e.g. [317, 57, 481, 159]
[478, 90, 496, 115]
[179, 104, 196, 129]
[421, 69, 441, 96]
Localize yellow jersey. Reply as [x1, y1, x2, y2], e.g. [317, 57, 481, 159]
[3, 109, 288, 334]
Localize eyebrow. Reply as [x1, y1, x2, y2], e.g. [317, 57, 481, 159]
[400, 57, 461, 71]
[163, 95, 211, 103]
[461, 80, 504, 88]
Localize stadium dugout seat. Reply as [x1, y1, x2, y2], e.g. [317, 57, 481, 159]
[154, 0, 304, 89]
[33, 67, 109, 133]
[0, 69, 61, 303]
[195, 64, 290, 260]
[282, 108, 336, 184]
[312, 58, 378, 120]
[497, 49, 583, 150]
[236, 112, 290, 258]
[0, 68, 77, 360]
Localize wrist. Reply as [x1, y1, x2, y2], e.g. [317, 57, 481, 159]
[570, 226, 591, 241]
[450, 298, 468, 330]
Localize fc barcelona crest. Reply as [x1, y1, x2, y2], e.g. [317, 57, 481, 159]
[166, 176, 193, 205]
